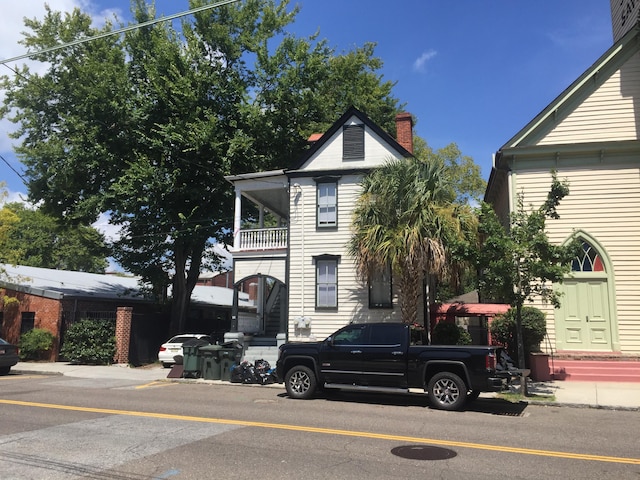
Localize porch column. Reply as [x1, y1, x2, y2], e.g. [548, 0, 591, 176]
[233, 187, 242, 250]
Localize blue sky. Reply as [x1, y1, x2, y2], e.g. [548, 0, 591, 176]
[1, 0, 615, 202]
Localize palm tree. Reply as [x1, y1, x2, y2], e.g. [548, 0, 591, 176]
[349, 158, 475, 324]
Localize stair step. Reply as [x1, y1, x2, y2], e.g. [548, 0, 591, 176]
[550, 359, 640, 382]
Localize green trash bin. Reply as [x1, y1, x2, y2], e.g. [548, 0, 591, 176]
[199, 344, 223, 380]
[219, 342, 243, 381]
[182, 339, 209, 378]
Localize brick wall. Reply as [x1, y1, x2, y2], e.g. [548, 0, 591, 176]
[1, 288, 62, 360]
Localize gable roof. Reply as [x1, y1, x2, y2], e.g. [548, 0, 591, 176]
[499, 21, 640, 154]
[287, 106, 413, 172]
[486, 22, 640, 202]
[0, 264, 247, 307]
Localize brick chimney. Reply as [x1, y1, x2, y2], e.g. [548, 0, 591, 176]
[395, 112, 413, 154]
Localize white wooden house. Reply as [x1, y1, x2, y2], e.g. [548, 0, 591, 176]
[485, 5, 640, 380]
[224, 107, 415, 359]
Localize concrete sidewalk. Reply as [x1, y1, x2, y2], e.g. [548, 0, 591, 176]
[11, 361, 640, 410]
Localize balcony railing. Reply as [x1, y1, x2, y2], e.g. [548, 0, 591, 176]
[238, 227, 287, 251]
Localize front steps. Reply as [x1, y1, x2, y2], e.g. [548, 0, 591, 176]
[242, 345, 279, 367]
[550, 357, 640, 382]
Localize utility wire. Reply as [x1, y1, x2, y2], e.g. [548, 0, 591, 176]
[0, 152, 27, 184]
[0, 0, 240, 65]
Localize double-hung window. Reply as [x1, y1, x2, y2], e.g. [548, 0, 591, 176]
[316, 256, 338, 309]
[317, 180, 337, 228]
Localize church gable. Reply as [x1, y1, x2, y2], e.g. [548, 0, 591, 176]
[503, 24, 640, 149]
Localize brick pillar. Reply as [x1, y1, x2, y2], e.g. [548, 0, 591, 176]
[114, 306, 133, 364]
[395, 112, 414, 154]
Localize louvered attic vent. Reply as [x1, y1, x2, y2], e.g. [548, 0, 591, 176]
[343, 124, 364, 160]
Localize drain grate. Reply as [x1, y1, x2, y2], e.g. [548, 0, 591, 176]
[391, 445, 457, 461]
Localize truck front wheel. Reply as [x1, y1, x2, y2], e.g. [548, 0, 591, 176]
[427, 372, 467, 411]
[284, 365, 317, 399]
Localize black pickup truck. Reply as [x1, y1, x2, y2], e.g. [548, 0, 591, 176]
[276, 322, 508, 411]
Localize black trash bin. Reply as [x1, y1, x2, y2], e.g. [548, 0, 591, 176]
[219, 342, 243, 381]
[199, 344, 223, 380]
[182, 339, 210, 378]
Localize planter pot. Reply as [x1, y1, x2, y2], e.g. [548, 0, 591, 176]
[529, 352, 551, 382]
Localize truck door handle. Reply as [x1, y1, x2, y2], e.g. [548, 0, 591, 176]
[350, 350, 362, 354]
[391, 351, 404, 356]
[586, 316, 589, 323]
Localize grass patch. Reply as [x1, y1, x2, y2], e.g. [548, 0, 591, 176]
[497, 391, 556, 403]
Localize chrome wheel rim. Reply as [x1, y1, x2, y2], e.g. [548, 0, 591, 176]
[290, 371, 310, 394]
[432, 378, 461, 405]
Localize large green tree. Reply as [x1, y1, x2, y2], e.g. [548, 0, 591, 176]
[0, 183, 21, 271]
[1, 0, 404, 334]
[0, 203, 108, 272]
[477, 172, 581, 370]
[349, 158, 476, 325]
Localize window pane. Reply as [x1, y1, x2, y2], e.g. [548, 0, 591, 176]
[317, 183, 337, 226]
[369, 324, 403, 346]
[572, 241, 606, 272]
[317, 260, 337, 307]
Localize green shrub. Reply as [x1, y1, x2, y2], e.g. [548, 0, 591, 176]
[18, 328, 55, 361]
[490, 307, 547, 365]
[60, 319, 116, 365]
[431, 322, 472, 345]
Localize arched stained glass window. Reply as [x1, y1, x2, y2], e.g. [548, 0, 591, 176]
[572, 241, 605, 272]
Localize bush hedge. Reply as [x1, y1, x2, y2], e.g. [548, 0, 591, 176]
[18, 328, 55, 361]
[490, 306, 546, 366]
[431, 322, 472, 345]
[60, 319, 116, 365]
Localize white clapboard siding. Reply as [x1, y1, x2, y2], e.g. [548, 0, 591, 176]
[287, 172, 403, 340]
[537, 54, 640, 145]
[233, 257, 287, 284]
[513, 166, 640, 354]
[611, 0, 640, 42]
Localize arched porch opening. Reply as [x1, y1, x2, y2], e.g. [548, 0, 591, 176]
[230, 274, 287, 340]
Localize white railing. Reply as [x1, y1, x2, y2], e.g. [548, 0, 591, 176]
[238, 227, 287, 250]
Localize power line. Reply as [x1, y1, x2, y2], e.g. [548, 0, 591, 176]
[0, 153, 27, 184]
[0, 0, 240, 65]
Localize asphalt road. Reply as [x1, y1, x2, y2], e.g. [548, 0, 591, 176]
[0, 373, 638, 480]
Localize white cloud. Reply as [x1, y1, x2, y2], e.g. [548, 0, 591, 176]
[413, 49, 437, 72]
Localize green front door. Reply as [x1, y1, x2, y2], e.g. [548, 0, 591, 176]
[556, 277, 612, 351]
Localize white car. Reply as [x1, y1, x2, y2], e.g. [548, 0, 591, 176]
[158, 334, 212, 368]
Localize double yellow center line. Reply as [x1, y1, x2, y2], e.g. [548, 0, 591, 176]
[0, 398, 638, 465]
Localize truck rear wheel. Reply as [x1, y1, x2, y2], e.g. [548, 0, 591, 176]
[427, 372, 467, 411]
[284, 365, 317, 399]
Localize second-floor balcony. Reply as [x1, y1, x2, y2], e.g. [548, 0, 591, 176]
[238, 227, 287, 251]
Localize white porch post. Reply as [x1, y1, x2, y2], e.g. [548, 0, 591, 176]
[234, 187, 242, 250]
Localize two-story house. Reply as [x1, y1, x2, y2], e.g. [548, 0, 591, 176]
[224, 107, 415, 361]
[485, 2, 640, 380]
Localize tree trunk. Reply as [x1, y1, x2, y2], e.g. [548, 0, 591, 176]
[168, 238, 206, 336]
[399, 265, 421, 324]
[515, 302, 528, 396]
